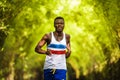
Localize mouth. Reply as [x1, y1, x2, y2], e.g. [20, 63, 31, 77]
[57, 27, 62, 31]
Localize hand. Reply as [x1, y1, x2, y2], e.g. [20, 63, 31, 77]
[66, 43, 71, 58]
[66, 50, 71, 58]
[45, 49, 52, 56]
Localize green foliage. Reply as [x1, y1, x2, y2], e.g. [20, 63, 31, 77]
[0, 0, 120, 80]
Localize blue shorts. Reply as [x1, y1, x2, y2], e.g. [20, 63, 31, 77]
[44, 69, 67, 80]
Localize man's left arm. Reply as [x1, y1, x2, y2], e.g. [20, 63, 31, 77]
[66, 34, 71, 58]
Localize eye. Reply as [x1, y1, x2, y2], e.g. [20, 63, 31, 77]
[55, 22, 64, 24]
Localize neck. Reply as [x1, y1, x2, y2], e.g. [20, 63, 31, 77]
[54, 31, 63, 36]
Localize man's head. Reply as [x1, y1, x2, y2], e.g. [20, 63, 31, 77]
[54, 17, 64, 33]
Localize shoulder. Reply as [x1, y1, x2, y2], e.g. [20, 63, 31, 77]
[42, 32, 51, 40]
[65, 33, 70, 38]
[65, 33, 70, 40]
[65, 33, 70, 43]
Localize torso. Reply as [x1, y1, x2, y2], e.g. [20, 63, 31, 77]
[44, 32, 67, 69]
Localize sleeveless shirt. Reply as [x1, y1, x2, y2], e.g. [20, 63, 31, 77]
[44, 32, 67, 70]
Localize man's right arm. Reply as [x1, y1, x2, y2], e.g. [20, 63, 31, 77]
[35, 33, 52, 55]
[35, 34, 48, 54]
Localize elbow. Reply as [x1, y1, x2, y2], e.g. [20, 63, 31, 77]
[35, 47, 38, 53]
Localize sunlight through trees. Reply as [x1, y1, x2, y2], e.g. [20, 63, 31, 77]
[0, 0, 120, 80]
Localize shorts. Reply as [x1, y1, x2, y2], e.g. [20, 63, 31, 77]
[44, 69, 67, 80]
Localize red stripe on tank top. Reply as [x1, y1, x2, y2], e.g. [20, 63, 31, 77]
[50, 50, 66, 54]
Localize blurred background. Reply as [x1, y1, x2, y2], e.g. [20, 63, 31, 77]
[0, 0, 120, 80]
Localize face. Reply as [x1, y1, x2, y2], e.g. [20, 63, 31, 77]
[54, 19, 64, 32]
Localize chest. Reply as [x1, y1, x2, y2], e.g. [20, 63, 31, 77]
[47, 32, 67, 45]
[54, 35, 63, 42]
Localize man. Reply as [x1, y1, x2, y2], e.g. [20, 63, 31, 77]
[35, 16, 71, 80]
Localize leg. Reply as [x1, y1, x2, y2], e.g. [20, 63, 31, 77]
[54, 69, 67, 80]
[44, 69, 54, 80]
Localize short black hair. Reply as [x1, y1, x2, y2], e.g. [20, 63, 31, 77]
[54, 16, 64, 23]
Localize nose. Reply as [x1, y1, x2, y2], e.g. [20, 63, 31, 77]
[58, 24, 62, 27]
[56, 23, 62, 27]
[57, 23, 62, 25]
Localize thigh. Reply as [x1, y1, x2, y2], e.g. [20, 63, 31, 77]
[54, 69, 67, 80]
[44, 69, 53, 80]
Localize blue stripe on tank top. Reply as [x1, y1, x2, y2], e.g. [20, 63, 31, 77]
[48, 44, 66, 49]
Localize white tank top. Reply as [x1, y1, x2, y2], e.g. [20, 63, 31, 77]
[44, 32, 67, 70]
